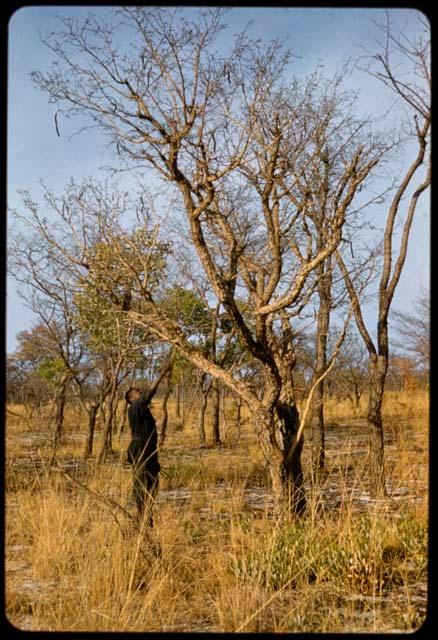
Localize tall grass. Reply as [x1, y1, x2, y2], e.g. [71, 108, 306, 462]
[6, 389, 428, 632]
[322, 388, 429, 424]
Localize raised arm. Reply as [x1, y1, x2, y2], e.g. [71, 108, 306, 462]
[139, 361, 172, 406]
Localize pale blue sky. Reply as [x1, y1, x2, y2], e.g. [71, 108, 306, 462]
[7, 6, 430, 352]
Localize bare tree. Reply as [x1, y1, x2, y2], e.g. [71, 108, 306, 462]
[392, 288, 430, 371]
[336, 11, 430, 497]
[8, 227, 83, 461]
[31, 8, 388, 514]
[327, 330, 369, 416]
[256, 66, 386, 478]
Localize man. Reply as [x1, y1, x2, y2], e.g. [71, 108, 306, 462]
[125, 364, 170, 525]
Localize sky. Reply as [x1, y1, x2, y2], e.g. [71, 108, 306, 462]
[6, 5, 430, 353]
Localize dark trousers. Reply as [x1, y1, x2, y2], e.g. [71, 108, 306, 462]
[128, 440, 160, 525]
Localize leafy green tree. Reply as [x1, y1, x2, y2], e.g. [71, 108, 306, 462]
[10, 180, 170, 462]
[73, 231, 169, 463]
[7, 327, 57, 412]
[37, 356, 67, 385]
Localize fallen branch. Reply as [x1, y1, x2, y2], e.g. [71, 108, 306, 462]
[50, 461, 159, 557]
[6, 407, 25, 417]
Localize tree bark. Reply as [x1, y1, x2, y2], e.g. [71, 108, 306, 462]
[310, 257, 332, 478]
[220, 385, 228, 438]
[211, 378, 221, 446]
[258, 401, 305, 517]
[198, 391, 208, 446]
[83, 402, 98, 459]
[117, 399, 128, 438]
[197, 374, 213, 445]
[181, 382, 186, 426]
[50, 373, 70, 463]
[235, 395, 243, 443]
[311, 382, 325, 477]
[158, 371, 172, 448]
[352, 386, 362, 416]
[367, 354, 388, 497]
[96, 372, 119, 464]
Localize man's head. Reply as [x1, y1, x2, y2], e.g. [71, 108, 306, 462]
[125, 387, 142, 405]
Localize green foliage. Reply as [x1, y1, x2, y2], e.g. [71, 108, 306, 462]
[182, 518, 208, 545]
[169, 350, 194, 382]
[83, 230, 168, 302]
[73, 228, 168, 355]
[74, 285, 136, 354]
[236, 519, 321, 590]
[235, 512, 427, 594]
[36, 357, 67, 385]
[162, 285, 210, 335]
[159, 285, 212, 379]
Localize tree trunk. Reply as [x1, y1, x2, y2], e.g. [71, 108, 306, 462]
[83, 402, 98, 459]
[310, 258, 331, 478]
[158, 372, 172, 448]
[211, 378, 221, 446]
[353, 386, 362, 416]
[96, 375, 119, 465]
[117, 399, 128, 438]
[235, 395, 242, 443]
[258, 401, 306, 517]
[311, 382, 325, 478]
[220, 386, 228, 438]
[106, 402, 113, 453]
[175, 382, 181, 419]
[50, 374, 70, 463]
[367, 355, 388, 498]
[181, 382, 186, 426]
[198, 390, 208, 445]
[197, 375, 212, 445]
[53, 386, 67, 448]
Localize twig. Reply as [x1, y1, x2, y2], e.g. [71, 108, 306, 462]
[50, 461, 157, 554]
[6, 407, 24, 417]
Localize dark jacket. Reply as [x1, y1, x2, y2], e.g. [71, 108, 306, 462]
[127, 391, 160, 472]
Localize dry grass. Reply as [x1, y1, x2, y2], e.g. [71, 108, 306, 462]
[5, 389, 428, 632]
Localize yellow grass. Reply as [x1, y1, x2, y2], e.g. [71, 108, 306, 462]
[321, 388, 429, 424]
[5, 389, 428, 632]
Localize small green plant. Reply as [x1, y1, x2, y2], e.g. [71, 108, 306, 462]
[236, 520, 329, 590]
[235, 510, 427, 597]
[182, 518, 207, 544]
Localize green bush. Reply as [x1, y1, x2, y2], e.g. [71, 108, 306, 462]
[235, 512, 427, 594]
[236, 520, 330, 590]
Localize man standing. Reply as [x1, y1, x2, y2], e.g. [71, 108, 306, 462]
[125, 364, 170, 525]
